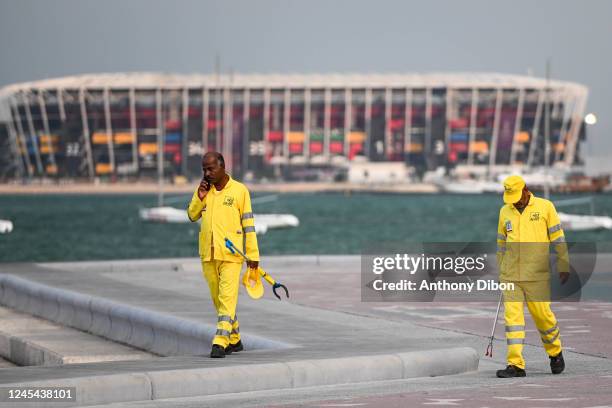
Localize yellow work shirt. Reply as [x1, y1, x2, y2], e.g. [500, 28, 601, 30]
[187, 176, 259, 263]
[496, 194, 569, 281]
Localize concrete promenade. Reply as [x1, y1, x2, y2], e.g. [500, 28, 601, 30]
[0, 256, 611, 407]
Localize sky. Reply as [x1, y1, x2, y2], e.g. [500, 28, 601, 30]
[1, 0, 610, 168]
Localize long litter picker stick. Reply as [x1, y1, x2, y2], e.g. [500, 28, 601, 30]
[485, 291, 503, 357]
[224, 238, 289, 300]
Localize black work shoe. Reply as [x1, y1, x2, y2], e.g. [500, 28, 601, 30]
[226, 340, 243, 353]
[210, 344, 225, 358]
[550, 352, 565, 374]
[496, 365, 526, 378]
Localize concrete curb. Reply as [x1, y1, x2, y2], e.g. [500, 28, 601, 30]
[0, 329, 65, 366]
[3, 347, 479, 406]
[0, 274, 293, 357]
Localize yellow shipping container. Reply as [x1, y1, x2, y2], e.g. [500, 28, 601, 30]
[348, 132, 366, 143]
[96, 163, 113, 174]
[114, 132, 136, 144]
[45, 164, 58, 174]
[287, 132, 305, 143]
[92, 132, 110, 144]
[39, 134, 59, 144]
[139, 143, 158, 155]
[405, 143, 423, 153]
[515, 131, 530, 143]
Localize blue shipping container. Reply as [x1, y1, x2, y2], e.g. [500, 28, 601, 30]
[165, 133, 182, 143]
[450, 133, 468, 142]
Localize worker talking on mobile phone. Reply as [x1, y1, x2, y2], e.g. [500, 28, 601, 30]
[187, 152, 259, 358]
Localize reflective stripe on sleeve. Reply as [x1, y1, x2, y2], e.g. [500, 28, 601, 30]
[551, 236, 566, 244]
[217, 315, 232, 323]
[548, 224, 562, 234]
[243, 226, 256, 233]
[242, 212, 254, 220]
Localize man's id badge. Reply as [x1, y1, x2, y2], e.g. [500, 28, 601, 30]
[505, 220, 513, 232]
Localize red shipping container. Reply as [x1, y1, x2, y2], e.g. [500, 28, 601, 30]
[267, 131, 284, 142]
[450, 118, 469, 129]
[330, 141, 344, 154]
[165, 119, 181, 130]
[289, 143, 303, 154]
[389, 119, 404, 130]
[449, 142, 467, 153]
[310, 142, 323, 154]
[207, 120, 220, 130]
[164, 143, 181, 153]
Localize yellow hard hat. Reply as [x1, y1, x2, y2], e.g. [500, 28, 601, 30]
[242, 267, 264, 299]
[502, 175, 526, 204]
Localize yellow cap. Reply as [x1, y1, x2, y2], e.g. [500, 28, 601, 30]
[242, 267, 264, 299]
[502, 175, 526, 204]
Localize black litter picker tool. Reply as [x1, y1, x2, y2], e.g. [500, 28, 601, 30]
[225, 238, 289, 300]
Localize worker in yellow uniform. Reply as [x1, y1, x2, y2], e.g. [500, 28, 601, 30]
[187, 152, 259, 358]
[496, 175, 569, 377]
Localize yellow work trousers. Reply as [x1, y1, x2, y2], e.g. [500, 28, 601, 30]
[202, 260, 242, 348]
[503, 280, 562, 369]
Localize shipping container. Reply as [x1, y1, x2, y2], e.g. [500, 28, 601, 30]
[165, 133, 181, 144]
[450, 133, 469, 142]
[267, 131, 284, 142]
[139, 143, 158, 155]
[310, 133, 324, 142]
[405, 143, 423, 153]
[514, 131, 530, 143]
[348, 132, 366, 143]
[287, 132, 305, 143]
[96, 163, 113, 174]
[310, 142, 323, 154]
[330, 141, 343, 154]
[114, 132, 136, 144]
[289, 143, 303, 154]
[92, 132, 110, 144]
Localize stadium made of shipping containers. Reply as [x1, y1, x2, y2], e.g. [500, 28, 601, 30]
[0, 72, 588, 181]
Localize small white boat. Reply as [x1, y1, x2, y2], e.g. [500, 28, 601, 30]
[139, 207, 299, 235]
[442, 179, 499, 194]
[559, 212, 612, 231]
[0, 220, 13, 234]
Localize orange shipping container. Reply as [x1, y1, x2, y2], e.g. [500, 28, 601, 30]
[515, 131, 530, 143]
[139, 143, 158, 155]
[405, 143, 423, 153]
[287, 132, 305, 143]
[469, 141, 489, 153]
[96, 163, 113, 174]
[92, 132, 110, 144]
[39, 134, 59, 144]
[348, 132, 366, 143]
[40, 145, 55, 154]
[114, 132, 136, 144]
